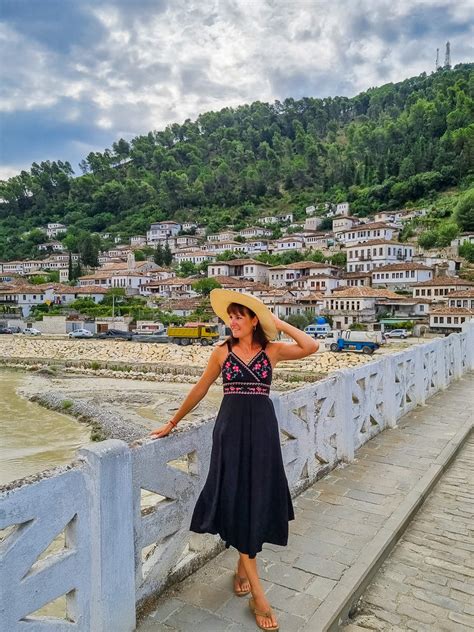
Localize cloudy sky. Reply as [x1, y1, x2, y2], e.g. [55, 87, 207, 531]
[0, 0, 472, 180]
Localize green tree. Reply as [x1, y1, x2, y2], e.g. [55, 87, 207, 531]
[163, 242, 173, 266]
[192, 278, 221, 295]
[418, 230, 438, 249]
[455, 189, 474, 231]
[80, 234, 99, 267]
[153, 243, 164, 265]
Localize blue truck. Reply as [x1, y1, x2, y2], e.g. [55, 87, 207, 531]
[329, 330, 384, 355]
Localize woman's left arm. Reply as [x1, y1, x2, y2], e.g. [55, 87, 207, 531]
[269, 315, 319, 364]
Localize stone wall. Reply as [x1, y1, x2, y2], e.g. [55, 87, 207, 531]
[1, 324, 473, 631]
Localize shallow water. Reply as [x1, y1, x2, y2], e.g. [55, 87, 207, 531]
[0, 370, 92, 486]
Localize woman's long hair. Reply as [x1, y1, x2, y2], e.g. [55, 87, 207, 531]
[226, 302, 269, 348]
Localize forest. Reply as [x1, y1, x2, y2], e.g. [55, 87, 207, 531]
[0, 63, 472, 261]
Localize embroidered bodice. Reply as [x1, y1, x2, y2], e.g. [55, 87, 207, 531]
[222, 345, 272, 396]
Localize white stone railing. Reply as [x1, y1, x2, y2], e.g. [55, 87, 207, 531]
[1, 324, 473, 631]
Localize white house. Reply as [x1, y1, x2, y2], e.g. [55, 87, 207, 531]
[429, 289, 474, 331]
[205, 241, 247, 255]
[38, 241, 64, 252]
[176, 236, 199, 248]
[130, 235, 146, 246]
[269, 261, 340, 288]
[258, 216, 278, 225]
[305, 206, 316, 216]
[294, 273, 341, 294]
[245, 240, 269, 254]
[322, 286, 401, 330]
[239, 226, 273, 239]
[371, 263, 433, 289]
[304, 217, 323, 231]
[206, 231, 239, 242]
[338, 223, 397, 245]
[332, 216, 360, 234]
[181, 222, 198, 232]
[272, 237, 305, 253]
[146, 221, 181, 244]
[46, 223, 67, 238]
[207, 259, 270, 283]
[345, 240, 414, 273]
[412, 277, 474, 302]
[335, 202, 350, 216]
[304, 233, 331, 250]
[173, 250, 216, 265]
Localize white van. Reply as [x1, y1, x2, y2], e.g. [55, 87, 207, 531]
[304, 323, 332, 338]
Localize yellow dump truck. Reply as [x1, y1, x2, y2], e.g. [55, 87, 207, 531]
[167, 324, 219, 346]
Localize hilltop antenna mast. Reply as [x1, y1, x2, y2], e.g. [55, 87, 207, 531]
[435, 48, 439, 70]
[444, 41, 451, 69]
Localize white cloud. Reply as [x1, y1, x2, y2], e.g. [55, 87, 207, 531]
[1, 0, 473, 175]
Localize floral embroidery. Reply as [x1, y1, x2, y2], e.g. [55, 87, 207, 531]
[221, 350, 272, 395]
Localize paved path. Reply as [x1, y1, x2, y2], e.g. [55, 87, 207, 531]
[345, 433, 474, 632]
[136, 376, 473, 632]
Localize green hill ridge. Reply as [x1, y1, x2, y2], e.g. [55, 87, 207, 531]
[0, 63, 473, 262]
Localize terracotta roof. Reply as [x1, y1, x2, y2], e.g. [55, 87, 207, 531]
[446, 289, 474, 298]
[341, 271, 372, 278]
[412, 277, 474, 288]
[269, 261, 337, 271]
[430, 307, 474, 315]
[371, 262, 433, 272]
[340, 222, 394, 233]
[327, 287, 402, 299]
[345, 239, 411, 248]
[210, 258, 270, 266]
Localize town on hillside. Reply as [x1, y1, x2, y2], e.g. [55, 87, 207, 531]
[0, 203, 473, 338]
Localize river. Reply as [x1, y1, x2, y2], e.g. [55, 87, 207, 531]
[0, 369, 92, 486]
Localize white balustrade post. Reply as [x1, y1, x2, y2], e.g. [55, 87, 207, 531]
[413, 345, 426, 406]
[453, 334, 463, 380]
[335, 370, 355, 463]
[462, 319, 474, 370]
[79, 440, 136, 632]
[383, 355, 398, 428]
[437, 339, 449, 391]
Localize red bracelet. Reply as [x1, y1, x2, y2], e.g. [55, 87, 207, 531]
[169, 420, 177, 427]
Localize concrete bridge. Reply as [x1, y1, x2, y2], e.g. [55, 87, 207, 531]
[1, 325, 473, 631]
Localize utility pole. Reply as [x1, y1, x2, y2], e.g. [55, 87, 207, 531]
[435, 48, 439, 71]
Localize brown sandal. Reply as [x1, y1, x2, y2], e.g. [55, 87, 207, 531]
[234, 571, 251, 596]
[249, 596, 279, 631]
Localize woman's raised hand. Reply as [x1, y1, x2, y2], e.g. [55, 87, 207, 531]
[149, 422, 175, 439]
[271, 313, 285, 331]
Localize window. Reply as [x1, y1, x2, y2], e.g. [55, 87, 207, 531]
[434, 316, 438, 323]
[447, 317, 452, 324]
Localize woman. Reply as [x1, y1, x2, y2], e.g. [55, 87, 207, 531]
[150, 289, 318, 631]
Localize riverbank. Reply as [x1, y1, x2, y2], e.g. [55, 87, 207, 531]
[1, 336, 417, 449]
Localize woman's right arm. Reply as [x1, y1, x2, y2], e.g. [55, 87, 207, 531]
[149, 344, 224, 439]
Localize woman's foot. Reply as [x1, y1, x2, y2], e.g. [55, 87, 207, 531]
[249, 594, 279, 630]
[234, 560, 251, 595]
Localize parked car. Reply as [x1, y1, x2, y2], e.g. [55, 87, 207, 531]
[23, 327, 42, 336]
[0, 327, 12, 334]
[68, 328, 93, 338]
[384, 329, 409, 339]
[8, 325, 22, 333]
[95, 329, 133, 341]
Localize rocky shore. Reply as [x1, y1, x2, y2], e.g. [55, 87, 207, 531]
[2, 336, 410, 445]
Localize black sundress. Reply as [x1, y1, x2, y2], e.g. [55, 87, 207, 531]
[189, 340, 295, 558]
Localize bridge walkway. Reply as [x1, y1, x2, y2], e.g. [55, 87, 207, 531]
[137, 375, 473, 632]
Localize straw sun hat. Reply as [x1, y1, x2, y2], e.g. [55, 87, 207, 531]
[210, 288, 278, 341]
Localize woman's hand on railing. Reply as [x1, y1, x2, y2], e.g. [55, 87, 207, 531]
[149, 422, 175, 439]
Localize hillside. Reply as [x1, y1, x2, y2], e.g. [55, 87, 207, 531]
[0, 63, 473, 261]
